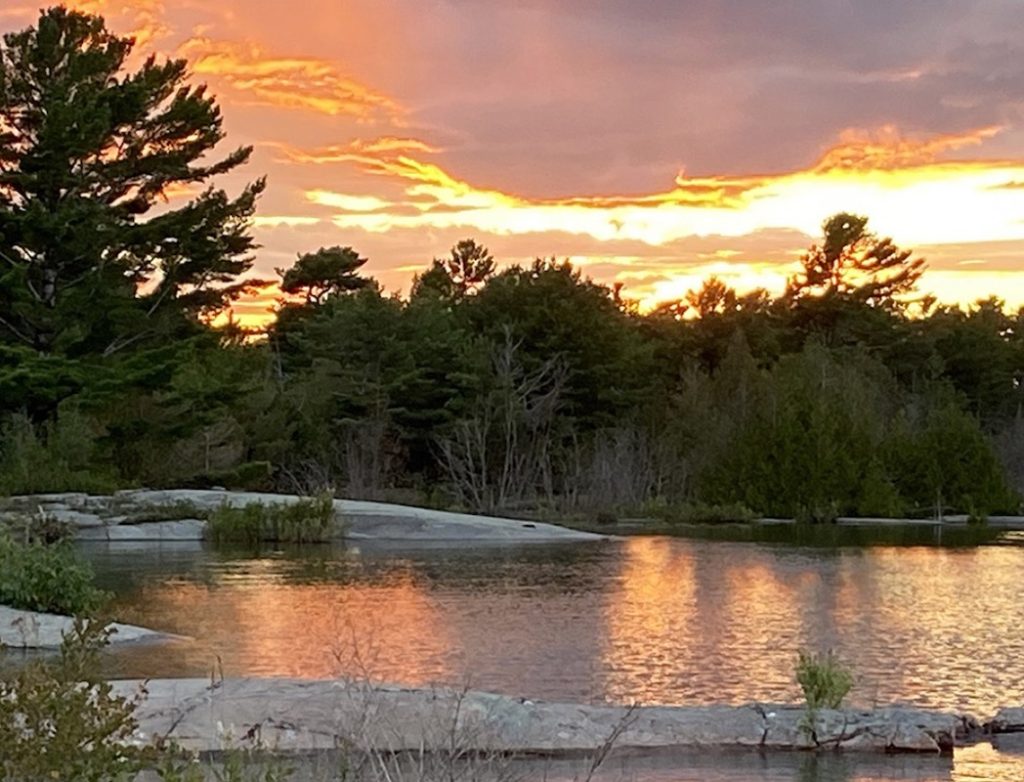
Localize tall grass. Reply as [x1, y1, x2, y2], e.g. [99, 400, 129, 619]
[205, 493, 339, 545]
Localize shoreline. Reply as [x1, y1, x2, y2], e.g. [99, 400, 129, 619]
[114, 676, 1022, 756]
[0, 489, 607, 544]
[0, 604, 180, 649]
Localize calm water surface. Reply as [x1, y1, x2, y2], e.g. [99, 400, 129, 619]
[78, 536, 1024, 781]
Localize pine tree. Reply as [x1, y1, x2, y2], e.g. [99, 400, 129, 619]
[0, 7, 265, 359]
[786, 213, 925, 308]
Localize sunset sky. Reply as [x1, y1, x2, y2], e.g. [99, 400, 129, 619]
[5, 1, 1024, 325]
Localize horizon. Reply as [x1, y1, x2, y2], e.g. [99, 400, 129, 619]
[5, 1, 1024, 326]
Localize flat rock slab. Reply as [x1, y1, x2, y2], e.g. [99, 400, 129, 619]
[75, 518, 206, 542]
[0, 605, 172, 649]
[988, 707, 1024, 734]
[3, 490, 605, 543]
[112, 678, 968, 755]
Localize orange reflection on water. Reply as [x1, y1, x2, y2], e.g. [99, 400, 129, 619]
[599, 537, 805, 705]
[114, 558, 455, 683]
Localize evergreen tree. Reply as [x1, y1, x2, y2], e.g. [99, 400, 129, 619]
[786, 213, 925, 308]
[277, 246, 369, 306]
[0, 7, 264, 360]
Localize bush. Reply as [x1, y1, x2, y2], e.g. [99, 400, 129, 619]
[205, 492, 338, 545]
[0, 410, 120, 496]
[796, 649, 853, 711]
[182, 460, 274, 491]
[0, 619, 155, 781]
[0, 534, 107, 615]
[645, 500, 757, 525]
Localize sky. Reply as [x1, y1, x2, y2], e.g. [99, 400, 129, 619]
[5, 1, 1024, 326]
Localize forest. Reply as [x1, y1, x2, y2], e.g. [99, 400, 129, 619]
[1, 7, 1022, 523]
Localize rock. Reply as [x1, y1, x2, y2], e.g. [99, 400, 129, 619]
[44, 508, 105, 527]
[988, 707, 1024, 733]
[109, 678, 965, 756]
[4, 490, 606, 543]
[76, 519, 206, 542]
[0, 604, 173, 649]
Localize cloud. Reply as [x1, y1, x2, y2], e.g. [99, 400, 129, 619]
[177, 37, 402, 120]
[284, 124, 1024, 251]
[814, 125, 1005, 172]
[63, 0, 168, 48]
[252, 215, 321, 228]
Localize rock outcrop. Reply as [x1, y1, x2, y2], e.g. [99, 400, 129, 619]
[115, 678, 971, 755]
[987, 707, 1024, 734]
[0, 490, 605, 543]
[0, 604, 172, 649]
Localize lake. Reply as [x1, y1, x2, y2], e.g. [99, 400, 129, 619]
[79, 534, 1024, 781]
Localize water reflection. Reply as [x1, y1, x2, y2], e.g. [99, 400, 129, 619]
[86, 537, 1024, 717]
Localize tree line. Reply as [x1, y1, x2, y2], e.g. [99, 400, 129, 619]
[1, 7, 1022, 522]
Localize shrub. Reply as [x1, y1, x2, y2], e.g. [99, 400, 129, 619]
[645, 500, 758, 525]
[205, 492, 338, 545]
[0, 410, 119, 496]
[0, 619, 155, 781]
[182, 460, 274, 491]
[796, 649, 853, 711]
[0, 533, 107, 615]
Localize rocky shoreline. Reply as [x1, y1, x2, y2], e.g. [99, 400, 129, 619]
[0, 490, 605, 543]
[4, 601, 1022, 757]
[115, 677, 1023, 756]
[0, 604, 176, 649]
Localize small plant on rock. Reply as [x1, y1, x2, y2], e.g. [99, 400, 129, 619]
[796, 648, 853, 740]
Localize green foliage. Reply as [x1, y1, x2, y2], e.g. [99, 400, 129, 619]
[796, 649, 853, 712]
[883, 397, 1016, 518]
[0, 619, 154, 781]
[205, 493, 338, 545]
[155, 746, 291, 782]
[0, 7, 263, 363]
[184, 461, 274, 491]
[0, 409, 120, 495]
[645, 500, 758, 525]
[0, 532, 107, 614]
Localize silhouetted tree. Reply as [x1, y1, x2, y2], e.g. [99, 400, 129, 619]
[786, 213, 925, 308]
[0, 7, 264, 358]
[277, 246, 369, 306]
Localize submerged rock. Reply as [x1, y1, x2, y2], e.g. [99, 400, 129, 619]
[114, 678, 969, 755]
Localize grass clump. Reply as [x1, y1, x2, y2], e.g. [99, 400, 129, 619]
[206, 492, 338, 545]
[795, 648, 853, 742]
[796, 648, 853, 712]
[0, 533, 107, 615]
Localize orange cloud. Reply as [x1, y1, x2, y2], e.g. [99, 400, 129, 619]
[253, 215, 322, 228]
[814, 124, 1005, 172]
[178, 37, 401, 120]
[282, 137, 441, 164]
[62, 0, 167, 48]
[284, 124, 1024, 252]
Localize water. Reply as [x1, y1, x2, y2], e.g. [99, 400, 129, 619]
[75, 536, 1024, 780]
